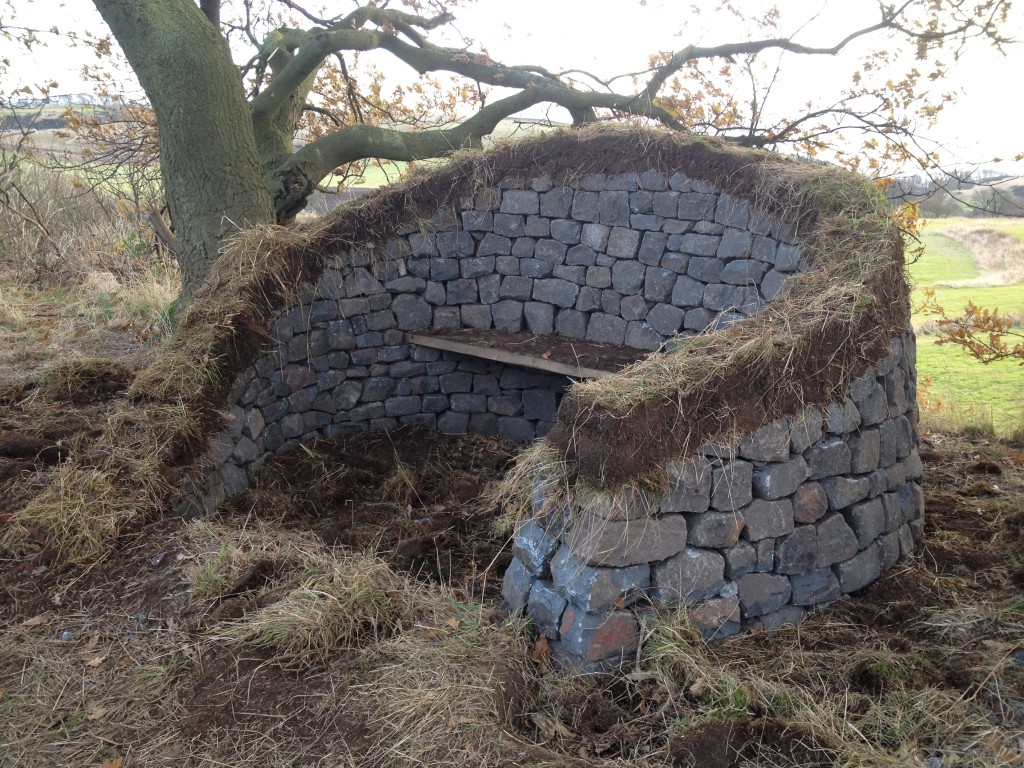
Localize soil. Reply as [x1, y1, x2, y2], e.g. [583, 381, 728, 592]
[668, 717, 836, 767]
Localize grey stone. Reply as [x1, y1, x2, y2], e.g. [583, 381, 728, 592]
[751, 235, 778, 263]
[653, 190, 681, 217]
[501, 557, 536, 613]
[834, 543, 881, 593]
[500, 275, 534, 301]
[753, 456, 809, 500]
[738, 419, 791, 462]
[687, 257, 724, 285]
[389, 294, 431, 331]
[565, 512, 688, 567]
[461, 210, 493, 231]
[644, 267, 676, 302]
[499, 417, 535, 443]
[586, 313, 627, 345]
[806, 437, 852, 479]
[580, 223, 610, 251]
[793, 481, 829, 524]
[571, 190, 599, 222]
[555, 308, 588, 338]
[877, 530, 901, 572]
[576, 286, 602, 312]
[671, 275, 705, 307]
[789, 568, 841, 606]
[451, 393, 487, 413]
[533, 278, 580, 308]
[822, 475, 871, 510]
[514, 518, 561, 577]
[526, 216, 550, 237]
[646, 303, 684, 336]
[586, 266, 612, 289]
[775, 243, 802, 271]
[715, 196, 751, 229]
[606, 227, 642, 259]
[638, 232, 669, 267]
[436, 231, 474, 258]
[680, 233, 721, 257]
[625, 321, 663, 350]
[750, 605, 805, 631]
[815, 513, 859, 567]
[711, 461, 753, 511]
[703, 284, 758, 313]
[880, 416, 914, 466]
[678, 192, 716, 220]
[760, 269, 788, 301]
[775, 525, 818, 575]
[689, 596, 741, 640]
[477, 233, 512, 257]
[598, 191, 631, 226]
[493, 213, 526, 238]
[855, 381, 889, 425]
[662, 456, 713, 513]
[437, 411, 470, 434]
[737, 573, 792, 618]
[520, 258, 553, 278]
[461, 304, 492, 330]
[661, 251, 689, 274]
[718, 230, 754, 261]
[501, 189, 539, 214]
[843, 498, 885, 548]
[849, 429, 881, 474]
[527, 580, 567, 639]
[824, 398, 861, 434]
[384, 395, 422, 417]
[684, 307, 715, 331]
[631, 214, 664, 231]
[492, 300, 524, 332]
[743, 499, 794, 541]
[652, 547, 727, 604]
[540, 187, 574, 218]
[685, 511, 745, 548]
[566, 244, 597, 266]
[620, 295, 649, 321]
[550, 546, 650, 612]
[790, 408, 824, 453]
[524, 302, 555, 334]
[535, 238, 568, 264]
[523, 389, 557, 422]
[724, 541, 757, 579]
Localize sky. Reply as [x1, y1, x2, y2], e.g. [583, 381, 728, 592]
[5, 0, 1023, 173]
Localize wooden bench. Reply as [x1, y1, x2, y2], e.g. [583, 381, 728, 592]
[406, 329, 650, 380]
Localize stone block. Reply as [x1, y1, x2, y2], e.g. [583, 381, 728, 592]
[477, 233, 512, 257]
[565, 512, 688, 567]
[541, 187, 574, 218]
[849, 429, 881, 474]
[580, 223, 610, 251]
[555, 308, 588, 338]
[566, 244, 597, 266]
[774, 524, 817, 574]
[550, 546, 650, 612]
[651, 547, 726, 604]
[789, 409, 823, 453]
[792, 481, 828, 524]
[815, 513, 859, 568]
[685, 511, 744, 548]
[437, 411, 470, 434]
[576, 286, 602, 312]
[494, 213, 526, 238]
[557, 607, 640, 663]
[806, 437, 852, 479]
[550, 219, 582, 244]
[492, 300, 524, 332]
[671, 275, 705, 307]
[843, 497, 884, 548]
[571, 191, 600, 222]
[533, 278, 580, 307]
[775, 243, 802, 271]
[598, 190, 631, 226]
[525, 215, 549, 237]
[586, 313, 627, 345]
[501, 557, 535, 613]
[689, 596, 741, 640]
[743, 498, 794, 541]
[856, 382, 889, 426]
[737, 572, 792, 618]
[879, 416, 914, 467]
[711, 460, 753, 511]
[662, 456, 713, 513]
[684, 307, 714, 331]
[578, 484, 658, 522]
[527, 580, 567, 639]
[822, 475, 871, 510]
[824, 398, 861, 434]
[524, 302, 555, 334]
[585, 266, 612, 289]
[606, 227, 642, 259]
[789, 567, 841, 606]
[752, 456, 809, 500]
[646, 303, 684, 336]
[625, 321, 662, 350]
[678, 192, 717, 220]
[514, 518, 561, 577]
[384, 395, 422, 418]
[501, 189, 539, 214]
[643, 265, 676, 301]
[834, 543, 881, 593]
[535, 238, 569, 264]
[749, 604, 805, 631]
[520, 258, 553, 278]
[738, 419, 791, 463]
[724, 541, 757, 579]
[499, 417, 535, 444]
[877, 530, 901, 571]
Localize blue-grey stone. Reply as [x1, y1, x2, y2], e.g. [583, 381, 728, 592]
[651, 547, 726, 605]
[743, 498, 794, 541]
[789, 567, 841, 606]
[585, 266, 612, 289]
[524, 302, 555, 334]
[392, 294, 432, 331]
[815, 513, 859, 567]
[753, 456, 810, 500]
[737, 572, 791, 618]
[526, 580, 567, 639]
[535, 239, 568, 264]
[646, 303, 684, 336]
[493, 213, 526, 238]
[775, 525, 817, 574]
[520, 258, 553, 278]
[686, 256, 724, 282]
[477, 233, 511, 257]
[571, 190, 599, 222]
[501, 189, 539, 214]
[834, 543, 881, 593]
[606, 227, 641, 259]
[672, 275, 705, 307]
[540, 187, 574, 218]
[619, 295, 649, 322]
[501, 557, 536, 613]
[711, 461, 754, 511]
[555, 308, 588, 338]
[586, 313, 627, 345]
[611, 260, 645, 294]
[492, 300, 524, 332]
[822, 476, 871, 510]
[624, 321, 662, 350]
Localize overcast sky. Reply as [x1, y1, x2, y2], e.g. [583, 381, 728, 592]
[6, 0, 1023, 172]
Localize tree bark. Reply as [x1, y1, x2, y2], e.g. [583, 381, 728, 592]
[93, 0, 276, 303]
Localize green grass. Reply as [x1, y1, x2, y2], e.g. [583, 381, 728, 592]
[910, 219, 1024, 436]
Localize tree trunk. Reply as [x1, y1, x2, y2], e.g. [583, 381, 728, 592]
[93, 0, 276, 304]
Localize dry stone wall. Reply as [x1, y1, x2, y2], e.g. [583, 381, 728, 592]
[197, 169, 807, 510]
[192, 155, 920, 669]
[502, 331, 921, 667]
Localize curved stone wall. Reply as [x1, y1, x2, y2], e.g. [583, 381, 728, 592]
[199, 169, 807, 507]
[187, 129, 920, 667]
[503, 332, 921, 666]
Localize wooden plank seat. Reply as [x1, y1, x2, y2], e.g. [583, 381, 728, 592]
[405, 329, 650, 380]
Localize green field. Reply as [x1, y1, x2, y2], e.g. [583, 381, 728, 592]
[909, 218, 1024, 436]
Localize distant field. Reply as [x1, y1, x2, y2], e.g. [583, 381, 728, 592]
[910, 217, 1024, 436]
